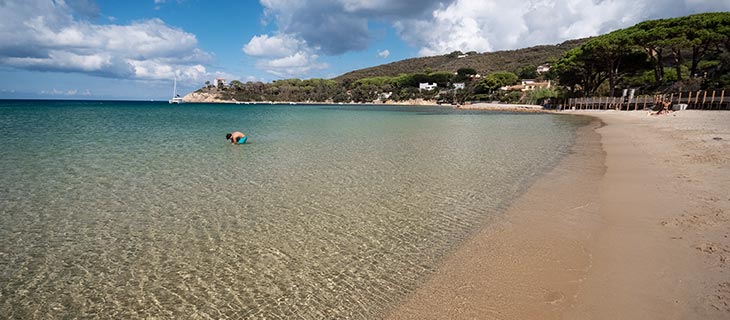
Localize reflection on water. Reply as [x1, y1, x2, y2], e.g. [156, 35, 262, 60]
[0, 101, 588, 319]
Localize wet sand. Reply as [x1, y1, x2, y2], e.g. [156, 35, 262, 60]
[387, 110, 730, 319]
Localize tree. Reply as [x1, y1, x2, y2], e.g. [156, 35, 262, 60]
[457, 68, 477, 76]
[658, 19, 693, 82]
[428, 71, 454, 87]
[455, 68, 477, 82]
[628, 19, 669, 84]
[230, 80, 244, 90]
[685, 13, 728, 77]
[581, 29, 640, 96]
[479, 71, 518, 93]
[526, 87, 558, 105]
[556, 28, 651, 96]
[555, 46, 608, 96]
[448, 50, 464, 58]
[516, 64, 538, 79]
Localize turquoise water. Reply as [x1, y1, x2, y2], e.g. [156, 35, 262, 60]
[0, 100, 588, 319]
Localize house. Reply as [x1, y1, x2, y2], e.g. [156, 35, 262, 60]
[214, 78, 227, 87]
[419, 83, 438, 91]
[453, 83, 465, 90]
[537, 64, 551, 74]
[500, 80, 552, 92]
[523, 80, 551, 91]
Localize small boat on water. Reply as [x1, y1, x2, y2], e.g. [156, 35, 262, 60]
[169, 78, 183, 104]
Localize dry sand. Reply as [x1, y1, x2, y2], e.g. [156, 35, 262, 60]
[387, 110, 730, 319]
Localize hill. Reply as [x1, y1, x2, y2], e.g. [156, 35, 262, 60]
[334, 38, 589, 83]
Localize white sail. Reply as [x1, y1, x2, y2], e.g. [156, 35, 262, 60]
[168, 77, 183, 104]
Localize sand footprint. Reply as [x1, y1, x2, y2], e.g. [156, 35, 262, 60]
[544, 291, 565, 305]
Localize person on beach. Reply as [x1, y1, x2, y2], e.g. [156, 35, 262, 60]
[226, 131, 247, 144]
[662, 99, 671, 112]
[652, 99, 672, 116]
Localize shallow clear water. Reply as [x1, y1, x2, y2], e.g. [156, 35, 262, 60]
[0, 101, 588, 319]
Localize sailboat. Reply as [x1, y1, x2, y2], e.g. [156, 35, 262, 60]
[168, 78, 184, 104]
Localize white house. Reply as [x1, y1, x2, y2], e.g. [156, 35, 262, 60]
[453, 83, 465, 90]
[213, 78, 227, 87]
[537, 64, 551, 74]
[419, 83, 438, 91]
[523, 80, 551, 91]
[501, 80, 551, 92]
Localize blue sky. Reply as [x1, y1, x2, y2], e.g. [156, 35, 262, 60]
[0, 0, 728, 100]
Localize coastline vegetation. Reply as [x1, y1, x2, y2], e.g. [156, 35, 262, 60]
[194, 12, 730, 105]
[556, 12, 730, 98]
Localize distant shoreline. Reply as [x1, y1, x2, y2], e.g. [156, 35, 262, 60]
[181, 93, 551, 112]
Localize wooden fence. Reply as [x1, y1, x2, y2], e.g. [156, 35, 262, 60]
[562, 89, 729, 111]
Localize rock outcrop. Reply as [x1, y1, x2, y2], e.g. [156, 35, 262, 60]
[182, 92, 233, 103]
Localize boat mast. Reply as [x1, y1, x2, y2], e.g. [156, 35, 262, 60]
[172, 77, 177, 98]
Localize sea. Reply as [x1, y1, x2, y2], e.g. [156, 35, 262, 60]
[0, 100, 589, 319]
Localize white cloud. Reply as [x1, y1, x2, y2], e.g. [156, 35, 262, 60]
[0, 0, 213, 83]
[377, 49, 390, 58]
[395, 0, 730, 56]
[265, 52, 310, 68]
[40, 88, 92, 96]
[258, 52, 328, 78]
[243, 31, 327, 77]
[245, 75, 263, 82]
[243, 34, 305, 58]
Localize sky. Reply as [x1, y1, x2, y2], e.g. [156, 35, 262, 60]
[0, 0, 728, 100]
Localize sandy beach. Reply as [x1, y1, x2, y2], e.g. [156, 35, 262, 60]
[387, 110, 730, 319]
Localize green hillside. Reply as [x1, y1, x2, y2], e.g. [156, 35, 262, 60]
[334, 38, 588, 83]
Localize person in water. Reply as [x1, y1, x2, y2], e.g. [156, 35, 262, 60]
[226, 131, 247, 144]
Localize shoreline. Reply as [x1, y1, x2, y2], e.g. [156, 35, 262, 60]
[180, 92, 549, 112]
[387, 110, 730, 319]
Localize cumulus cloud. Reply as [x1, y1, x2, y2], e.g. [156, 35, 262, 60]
[377, 49, 390, 58]
[257, 52, 328, 78]
[0, 0, 213, 83]
[244, 0, 449, 77]
[243, 34, 306, 58]
[260, 1, 370, 55]
[397, 0, 730, 56]
[242, 30, 327, 77]
[257, 0, 448, 55]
